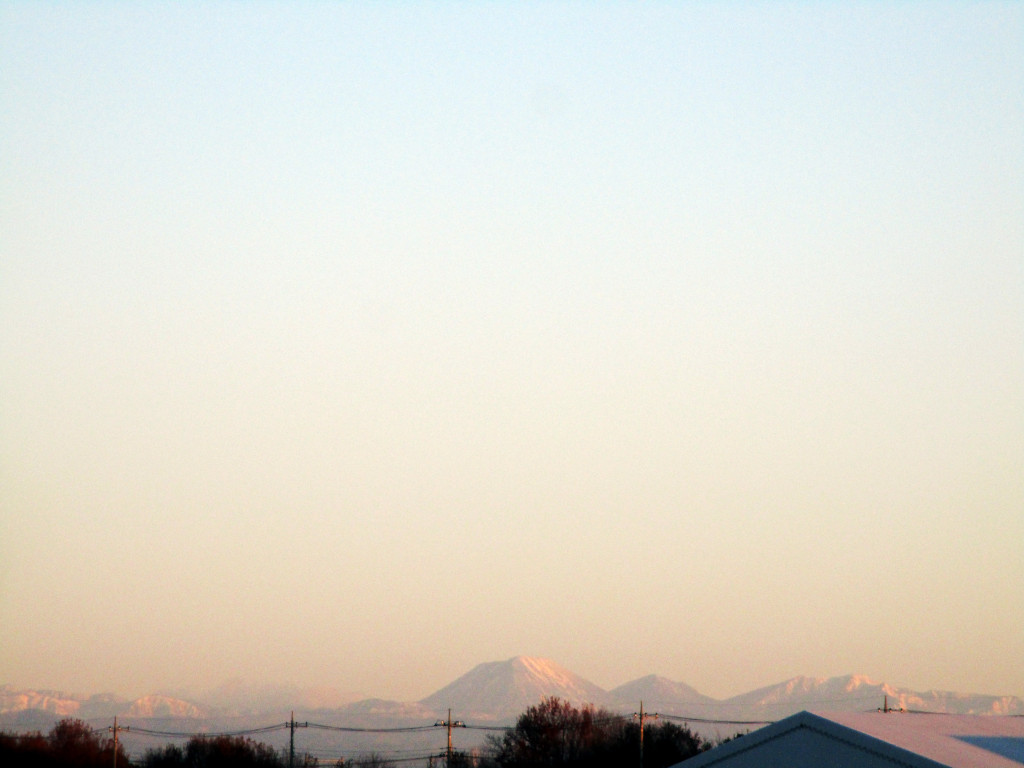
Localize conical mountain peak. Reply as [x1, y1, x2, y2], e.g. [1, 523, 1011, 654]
[420, 656, 609, 719]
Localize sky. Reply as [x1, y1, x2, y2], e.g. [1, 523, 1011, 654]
[1, 2, 1022, 704]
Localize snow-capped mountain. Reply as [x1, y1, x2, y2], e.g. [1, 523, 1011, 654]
[420, 656, 611, 719]
[0, 686, 126, 718]
[4, 662, 1022, 725]
[0, 686, 205, 720]
[720, 673, 888, 716]
[717, 674, 1024, 718]
[124, 695, 207, 719]
[0, 687, 86, 717]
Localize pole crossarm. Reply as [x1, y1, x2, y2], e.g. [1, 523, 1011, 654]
[108, 716, 130, 768]
[632, 701, 659, 768]
[434, 709, 466, 768]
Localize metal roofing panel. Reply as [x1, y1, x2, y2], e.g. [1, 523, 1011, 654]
[670, 711, 1024, 768]
[816, 711, 1024, 768]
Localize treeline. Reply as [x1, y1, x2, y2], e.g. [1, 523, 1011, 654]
[478, 697, 713, 768]
[0, 720, 290, 768]
[0, 718, 130, 768]
[2, 697, 725, 768]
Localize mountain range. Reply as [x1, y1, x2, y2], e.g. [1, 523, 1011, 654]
[4, 656, 1022, 726]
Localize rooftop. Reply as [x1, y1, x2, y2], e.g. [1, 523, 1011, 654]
[819, 710, 1024, 767]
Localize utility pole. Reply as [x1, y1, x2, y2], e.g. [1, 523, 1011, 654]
[633, 701, 658, 768]
[288, 711, 309, 768]
[879, 695, 903, 714]
[435, 709, 465, 768]
[108, 716, 129, 768]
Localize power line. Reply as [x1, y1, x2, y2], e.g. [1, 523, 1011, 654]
[110, 721, 445, 739]
[127, 723, 292, 738]
[305, 753, 446, 757]
[657, 714, 773, 726]
[349, 753, 447, 765]
[50, 702, 1024, 768]
[308, 724, 440, 733]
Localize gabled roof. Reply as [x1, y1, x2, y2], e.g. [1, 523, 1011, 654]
[821, 711, 1024, 768]
[673, 710, 1024, 768]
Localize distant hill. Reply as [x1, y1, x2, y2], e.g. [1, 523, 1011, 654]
[340, 698, 435, 718]
[0, 686, 126, 719]
[4, 662, 1022, 727]
[124, 695, 207, 719]
[716, 674, 1024, 719]
[202, 679, 366, 715]
[0, 688, 86, 718]
[608, 675, 718, 713]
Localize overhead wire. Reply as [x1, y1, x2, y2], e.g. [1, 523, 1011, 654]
[656, 714, 773, 726]
[127, 723, 291, 738]
[57, 701, 1024, 766]
[307, 723, 440, 734]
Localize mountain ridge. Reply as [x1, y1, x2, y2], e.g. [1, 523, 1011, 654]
[4, 659, 1022, 722]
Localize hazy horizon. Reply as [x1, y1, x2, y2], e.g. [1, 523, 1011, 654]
[6, 656, 1024, 706]
[2, 3, 1022, 705]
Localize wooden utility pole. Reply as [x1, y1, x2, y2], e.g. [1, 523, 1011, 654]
[435, 709, 464, 768]
[108, 717, 129, 768]
[288, 711, 308, 768]
[633, 701, 658, 768]
[290, 711, 296, 768]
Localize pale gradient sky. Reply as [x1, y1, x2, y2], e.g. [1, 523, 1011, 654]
[1, 2, 1022, 704]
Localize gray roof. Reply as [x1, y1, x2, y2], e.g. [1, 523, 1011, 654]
[671, 710, 1024, 768]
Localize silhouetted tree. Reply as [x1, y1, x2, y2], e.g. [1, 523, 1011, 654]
[485, 697, 626, 768]
[141, 743, 185, 768]
[0, 719, 128, 768]
[141, 735, 284, 768]
[348, 753, 396, 768]
[483, 700, 712, 768]
[616, 720, 710, 768]
[0, 730, 55, 768]
[52, 719, 126, 768]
